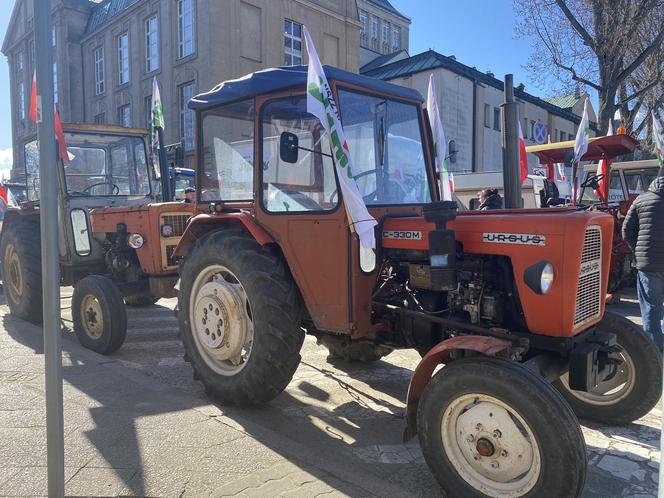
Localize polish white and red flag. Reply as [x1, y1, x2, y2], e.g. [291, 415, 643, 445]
[29, 71, 72, 161]
[518, 121, 528, 184]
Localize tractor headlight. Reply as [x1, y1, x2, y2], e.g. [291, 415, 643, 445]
[161, 224, 174, 237]
[524, 261, 555, 295]
[540, 263, 554, 294]
[127, 233, 144, 249]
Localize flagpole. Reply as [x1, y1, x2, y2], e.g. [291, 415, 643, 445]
[34, 0, 65, 496]
[157, 127, 171, 201]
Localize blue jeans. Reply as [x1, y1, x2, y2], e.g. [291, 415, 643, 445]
[637, 270, 664, 348]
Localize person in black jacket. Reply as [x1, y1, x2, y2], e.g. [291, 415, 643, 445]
[622, 176, 664, 350]
[477, 189, 503, 210]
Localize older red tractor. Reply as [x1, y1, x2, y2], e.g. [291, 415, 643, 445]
[172, 66, 661, 497]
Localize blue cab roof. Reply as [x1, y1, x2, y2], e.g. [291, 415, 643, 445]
[189, 65, 424, 110]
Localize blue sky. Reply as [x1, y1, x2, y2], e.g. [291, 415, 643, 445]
[0, 0, 559, 169]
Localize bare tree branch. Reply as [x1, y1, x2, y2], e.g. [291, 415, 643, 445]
[617, 76, 661, 106]
[554, 0, 597, 53]
[614, 23, 664, 85]
[551, 60, 602, 90]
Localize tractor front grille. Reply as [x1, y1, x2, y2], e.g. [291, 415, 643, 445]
[165, 244, 178, 268]
[574, 225, 602, 327]
[161, 214, 191, 237]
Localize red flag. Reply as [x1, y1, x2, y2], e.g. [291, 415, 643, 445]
[28, 71, 70, 161]
[518, 122, 528, 184]
[29, 71, 37, 123]
[595, 121, 614, 202]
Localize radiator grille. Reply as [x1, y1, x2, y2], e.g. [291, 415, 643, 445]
[574, 225, 602, 327]
[166, 245, 178, 268]
[161, 214, 190, 237]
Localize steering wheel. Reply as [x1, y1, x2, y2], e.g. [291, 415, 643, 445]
[80, 182, 120, 196]
[581, 173, 604, 190]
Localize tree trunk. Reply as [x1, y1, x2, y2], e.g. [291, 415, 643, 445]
[597, 86, 617, 135]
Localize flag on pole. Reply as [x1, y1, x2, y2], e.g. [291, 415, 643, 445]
[595, 119, 614, 201]
[518, 121, 528, 184]
[303, 26, 377, 249]
[573, 98, 591, 201]
[427, 75, 452, 201]
[150, 77, 165, 159]
[653, 112, 664, 167]
[29, 71, 72, 161]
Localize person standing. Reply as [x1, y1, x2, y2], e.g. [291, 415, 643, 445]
[622, 177, 664, 350]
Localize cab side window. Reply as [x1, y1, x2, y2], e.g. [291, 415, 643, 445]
[261, 96, 337, 213]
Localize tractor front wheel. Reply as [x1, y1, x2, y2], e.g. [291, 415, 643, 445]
[178, 228, 304, 405]
[72, 275, 127, 355]
[553, 311, 662, 425]
[418, 358, 586, 498]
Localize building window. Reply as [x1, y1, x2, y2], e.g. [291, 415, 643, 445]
[523, 118, 529, 139]
[284, 20, 303, 66]
[53, 62, 58, 104]
[18, 82, 25, 120]
[29, 40, 34, 67]
[94, 47, 105, 95]
[371, 17, 378, 39]
[484, 104, 491, 128]
[178, 0, 195, 59]
[145, 16, 159, 73]
[16, 52, 23, 72]
[118, 104, 131, 127]
[359, 11, 367, 38]
[560, 130, 566, 142]
[382, 22, 389, 46]
[145, 95, 152, 129]
[493, 108, 501, 131]
[52, 27, 56, 47]
[530, 120, 535, 139]
[179, 81, 195, 151]
[118, 33, 129, 85]
[94, 113, 105, 124]
[392, 26, 401, 50]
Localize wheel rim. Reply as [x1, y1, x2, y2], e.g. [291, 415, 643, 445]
[4, 242, 23, 304]
[441, 393, 542, 498]
[189, 264, 254, 376]
[80, 294, 104, 339]
[559, 348, 635, 405]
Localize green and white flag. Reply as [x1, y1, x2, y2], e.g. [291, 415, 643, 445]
[151, 76, 165, 160]
[573, 97, 590, 163]
[653, 111, 664, 167]
[427, 74, 452, 201]
[303, 26, 377, 249]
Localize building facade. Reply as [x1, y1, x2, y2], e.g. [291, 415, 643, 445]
[362, 50, 597, 173]
[356, 0, 410, 67]
[3, 0, 361, 175]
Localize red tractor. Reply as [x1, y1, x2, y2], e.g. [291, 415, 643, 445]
[172, 66, 661, 497]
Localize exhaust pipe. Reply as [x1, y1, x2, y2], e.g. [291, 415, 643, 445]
[502, 74, 522, 209]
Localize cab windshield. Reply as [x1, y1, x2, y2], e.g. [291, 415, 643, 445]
[24, 132, 151, 201]
[338, 89, 432, 205]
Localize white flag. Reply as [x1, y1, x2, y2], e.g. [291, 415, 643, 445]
[653, 112, 664, 167]
[427, 75, 452, 201]
[574, 98, 591, 163]
[303, 26, 377, 249]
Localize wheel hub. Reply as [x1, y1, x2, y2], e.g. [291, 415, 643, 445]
[81, 295, 103, 339]
[4, 243, 23, 301]
[193, 281, 248, 362]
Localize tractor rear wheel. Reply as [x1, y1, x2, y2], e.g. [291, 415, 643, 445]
[1, 221, 43, 323]
[553, 311, 661, 425]
[178, 228, 304, 406]
[418, 358, 586, 498]
[72, 275, 127, 355]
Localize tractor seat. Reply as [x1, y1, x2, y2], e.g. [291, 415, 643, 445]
[539, 179, 565, 207]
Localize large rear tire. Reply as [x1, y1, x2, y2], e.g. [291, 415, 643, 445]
[72, 275, 127, 355]
[178, 228, 304, 406]
[418, 358, 586, 498]
[1, 221, 43, 323]
[553, 311, 662, 425]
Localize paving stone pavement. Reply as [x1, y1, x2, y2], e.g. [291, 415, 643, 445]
[0, 290, 660, 497]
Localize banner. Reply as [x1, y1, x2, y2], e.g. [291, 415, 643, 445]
[427, 75, 452, 200]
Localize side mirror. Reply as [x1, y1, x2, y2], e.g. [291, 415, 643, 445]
[280, 132, 299, 164]
[448, 139, 458, 164]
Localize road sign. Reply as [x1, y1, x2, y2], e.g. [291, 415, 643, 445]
[534, 121, 547, 144]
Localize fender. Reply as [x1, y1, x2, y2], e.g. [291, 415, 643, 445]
[172, 212, 275, 257]
[403, 336, 512, 441]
